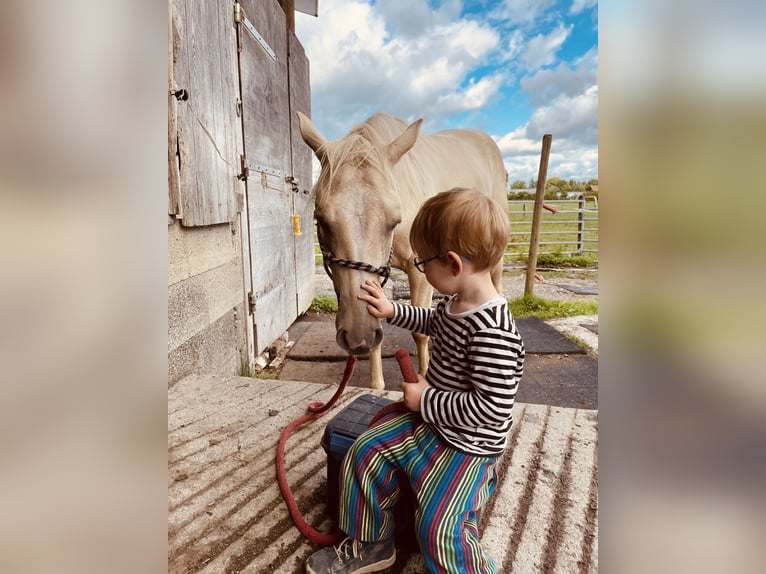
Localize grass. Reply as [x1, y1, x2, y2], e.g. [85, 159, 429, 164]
[309, 293, 338, 313]
[309, 293, 596, 321]
[535, 253, 597, 268]
[508, 295, 598, 320]
[505, 198, 598, 265]
[313, 198, 598, 267]
[238, 357, 255, 378]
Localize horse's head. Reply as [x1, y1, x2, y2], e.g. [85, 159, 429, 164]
[297, 112, 422, 356]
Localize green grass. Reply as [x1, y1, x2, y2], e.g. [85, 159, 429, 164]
[508, 295, 598, 320]
[314, 198, 598, 267]
[238, 357, 255, 378]
[506, 199, 598, 263]
[535, 253, 597, 268]
[309, 294, 338, 313]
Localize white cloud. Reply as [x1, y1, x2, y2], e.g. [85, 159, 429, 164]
[497, 81, 598, 181]
[495, 126, 542, 155]
[505, 29, 525, 60]
[295, 0, 503, 139]
[295, 0, 598, 182]
[569, 0, 597, 16]
[521, 47, 598, 107]
[434, 74, 505, 114]
[496, 0, 558, 24]
[523, 23, 572, 68]
[377, 0, 462, 38]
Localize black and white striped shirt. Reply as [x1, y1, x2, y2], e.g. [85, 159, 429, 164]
[390, 296, 524, 457]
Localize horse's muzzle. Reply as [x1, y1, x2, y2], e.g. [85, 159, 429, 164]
[336, 327, 383, 355]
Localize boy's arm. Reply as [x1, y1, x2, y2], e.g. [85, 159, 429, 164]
[421, 329, 524, 429]
[358, 280, 434, 334]
[387, 301, 434, 335]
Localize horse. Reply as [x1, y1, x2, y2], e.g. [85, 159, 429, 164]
[297, 111, 508, 389]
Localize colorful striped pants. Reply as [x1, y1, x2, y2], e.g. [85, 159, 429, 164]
[338, 411, 499, 573]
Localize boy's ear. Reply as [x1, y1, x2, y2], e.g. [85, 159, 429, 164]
[447, 251, 463, 276]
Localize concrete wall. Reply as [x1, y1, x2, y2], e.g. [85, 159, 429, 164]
[168, 219, 247, 386]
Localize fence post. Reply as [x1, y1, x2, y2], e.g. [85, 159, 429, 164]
[577, 194, 585, 254]
[524, 134, 552, 297]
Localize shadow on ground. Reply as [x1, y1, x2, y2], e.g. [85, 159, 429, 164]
[278, 313, 597, 410]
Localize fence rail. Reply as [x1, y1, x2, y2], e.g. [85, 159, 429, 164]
[506, 195, 598, 261]
[313, 195, 599, 266]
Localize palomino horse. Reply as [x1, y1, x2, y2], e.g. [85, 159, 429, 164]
[297, 112, 507, 389]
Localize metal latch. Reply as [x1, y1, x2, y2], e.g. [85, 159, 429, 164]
[238, 155, 249, 181]
[285, 175, 300, 193]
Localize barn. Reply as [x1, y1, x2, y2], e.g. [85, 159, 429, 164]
[168, 0, 315, 385]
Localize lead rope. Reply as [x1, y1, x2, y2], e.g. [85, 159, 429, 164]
[276, 349, 418, 546]
[275, 355, 357, 546]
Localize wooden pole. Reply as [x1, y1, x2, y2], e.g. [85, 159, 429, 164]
[279, 0, 296, 33]
[524, 134, 553, 297]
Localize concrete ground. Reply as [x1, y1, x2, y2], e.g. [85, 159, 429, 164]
[168, 377, 598, 573]
[168, 268, 598, 573]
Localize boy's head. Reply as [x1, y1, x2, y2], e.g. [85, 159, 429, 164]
[409, 187, 510, 271]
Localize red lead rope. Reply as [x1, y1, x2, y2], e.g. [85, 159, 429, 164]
[275, 350, 418, 546]
[275, 355, 357, 546]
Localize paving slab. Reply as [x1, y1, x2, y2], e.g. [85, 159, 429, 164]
[168, 375, 598, 573]
[558, 283, 599, 296]
[287, 320, 416, 362]
[287, 314, 585, 360]
[515, 317, 586, 354]
[516, 354, 598, 409]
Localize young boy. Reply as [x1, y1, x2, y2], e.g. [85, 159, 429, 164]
[306, 188, 524, 574]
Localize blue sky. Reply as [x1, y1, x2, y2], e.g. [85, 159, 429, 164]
[295, 0, 598, 184]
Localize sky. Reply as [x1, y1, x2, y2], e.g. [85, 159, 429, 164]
[294, 0, 598, 185]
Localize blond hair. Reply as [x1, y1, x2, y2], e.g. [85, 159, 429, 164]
[409, 187, 509, 271]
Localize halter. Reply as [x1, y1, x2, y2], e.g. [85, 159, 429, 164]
[320, 245, 394, 287]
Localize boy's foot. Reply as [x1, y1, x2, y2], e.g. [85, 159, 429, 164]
[306, 537, 396, 574]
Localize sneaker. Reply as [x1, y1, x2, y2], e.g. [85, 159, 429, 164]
[305, 537, 396, 574]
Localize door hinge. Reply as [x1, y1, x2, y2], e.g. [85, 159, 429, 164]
[248, 290, 256, 314]
[236, 3, 277, 61]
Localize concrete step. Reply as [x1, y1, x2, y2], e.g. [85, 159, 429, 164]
[168, 374, 598, 573]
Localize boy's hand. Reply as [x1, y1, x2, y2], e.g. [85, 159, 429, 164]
[358, 280, 394, 319]
[401, 374, 428, 412]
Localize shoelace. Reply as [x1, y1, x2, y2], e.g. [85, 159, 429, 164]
[333, 538, 362, 562]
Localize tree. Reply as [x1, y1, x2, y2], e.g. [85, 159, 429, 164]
[510, 180, 527, 189]
[545, 177, 566, 193]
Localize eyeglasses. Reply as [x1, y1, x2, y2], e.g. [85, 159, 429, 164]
[413, 252, 447, 273]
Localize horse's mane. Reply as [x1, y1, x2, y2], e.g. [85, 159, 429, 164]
[315, 114, 409, 207]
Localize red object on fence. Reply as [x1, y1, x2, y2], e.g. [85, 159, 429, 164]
[543, 203, 557, 213]
[535, 273, 543, 281]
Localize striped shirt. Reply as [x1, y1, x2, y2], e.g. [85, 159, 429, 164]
[390, 296, 525, 456]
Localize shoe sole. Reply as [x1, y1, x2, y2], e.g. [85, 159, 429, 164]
[305, 549, 396, 574]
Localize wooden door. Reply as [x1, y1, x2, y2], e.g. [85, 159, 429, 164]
[172, 0, 241, 226]
[287, 34, 315, 315]
[237, 0, 313, 354]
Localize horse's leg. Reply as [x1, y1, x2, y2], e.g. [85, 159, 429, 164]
[407, 270, 433, 376]
[369, 345, 384, 390]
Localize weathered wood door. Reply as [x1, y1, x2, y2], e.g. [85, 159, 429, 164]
[237, 0, 313, 354]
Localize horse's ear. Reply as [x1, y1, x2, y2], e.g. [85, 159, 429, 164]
[387, 118, 422, 164]
[296, 111, 327, 161]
